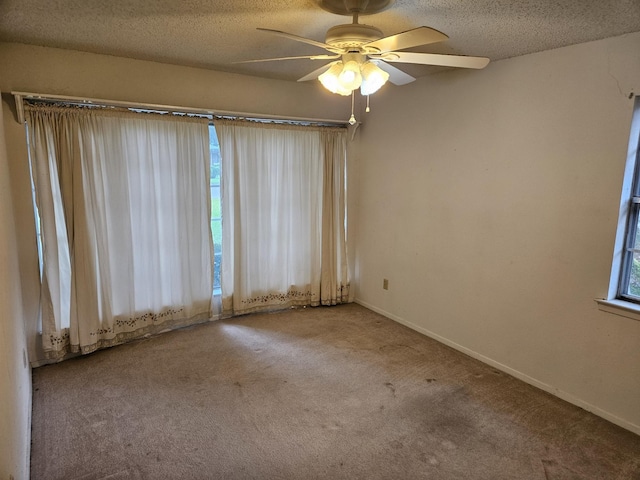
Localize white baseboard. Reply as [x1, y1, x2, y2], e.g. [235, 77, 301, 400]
[354, 298, 640, 436]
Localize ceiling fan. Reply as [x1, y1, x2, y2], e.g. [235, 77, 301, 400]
[237, 0, 490, 103]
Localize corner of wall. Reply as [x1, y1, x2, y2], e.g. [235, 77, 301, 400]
[0, 94, 32, 480]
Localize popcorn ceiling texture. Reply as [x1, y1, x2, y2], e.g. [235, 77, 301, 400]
[1, 0, 639, 81]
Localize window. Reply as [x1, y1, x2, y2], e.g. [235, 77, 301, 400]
[26, 123, 44, 281]
[25, 104, 214, 357]
[209, 125, 222, 294]
[214, 120, 350, 316]
[617, 98, 640, 302]
[619, 191, 640, 301]
[29, 119, 223, 297]
[601, 96, 640, 315]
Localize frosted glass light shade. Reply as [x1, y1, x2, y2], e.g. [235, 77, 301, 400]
[319, 58, 387, 97]
[319, 62, 352, 96]
[360, 62, 389, 95]
[338, 60, 362, 91]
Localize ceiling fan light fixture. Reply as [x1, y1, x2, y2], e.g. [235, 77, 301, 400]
[254, 12, 490, 102]
[360, 61, 389, 95]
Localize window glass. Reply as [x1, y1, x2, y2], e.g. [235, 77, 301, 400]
[210, 125, 222, 292]
[616, 97, 640, 303]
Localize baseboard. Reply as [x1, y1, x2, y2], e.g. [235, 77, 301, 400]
[354, 298, 640, 436]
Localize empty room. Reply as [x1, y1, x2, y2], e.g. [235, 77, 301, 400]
[1, 0, 640, 478]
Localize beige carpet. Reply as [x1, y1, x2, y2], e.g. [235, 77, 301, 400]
[31, 303, 640, 479]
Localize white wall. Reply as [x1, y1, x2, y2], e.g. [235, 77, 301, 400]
[0, 94, 31, 479]
[355, 32, 640, 433]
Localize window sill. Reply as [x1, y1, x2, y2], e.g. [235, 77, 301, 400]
[595, 298, 640, 322]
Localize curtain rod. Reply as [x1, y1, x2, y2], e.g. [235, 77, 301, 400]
[11, 91, 352, 127]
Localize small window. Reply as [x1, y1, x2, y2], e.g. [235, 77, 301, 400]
[619, 197, 640, 301]
[210, 125, 222, 294]
[612, 97, 640, 303]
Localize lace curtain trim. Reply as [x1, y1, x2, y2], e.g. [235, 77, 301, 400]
[43, 310, 212, 361]
[222, 283, 350, 317]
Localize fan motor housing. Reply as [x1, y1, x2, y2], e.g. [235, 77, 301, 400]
[325, 23, 383, 50]
[317, 0, 395, 16]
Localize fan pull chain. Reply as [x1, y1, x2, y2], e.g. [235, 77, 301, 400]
[366, 95, 370, 113]
[348, 91, 357, 125]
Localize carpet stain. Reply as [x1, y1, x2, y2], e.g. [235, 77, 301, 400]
[379, 343, 420, 354]
[384, 382, 397, 397]
[389, 439, 404, 450]
[541, 459, 584, 480]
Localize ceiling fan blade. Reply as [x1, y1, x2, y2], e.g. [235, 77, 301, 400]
[297, 62, 339, 82]
[373, 60, 416, 86]
[234, 54, 340, 64]
[363, 27, 448, 54]
[257, 28, 344, 54]
[377, 51, 490, 69]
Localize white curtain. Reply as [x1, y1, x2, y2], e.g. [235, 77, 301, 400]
[26, 105, 214, 359]
[215, 119, 349, 316]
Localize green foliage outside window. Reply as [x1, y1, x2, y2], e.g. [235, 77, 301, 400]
[629, 258, 640, 296]
[626, 221, 640, 297]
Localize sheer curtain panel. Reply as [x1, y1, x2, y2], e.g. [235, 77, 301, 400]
[215, 119, 349, 316]
[26, 105, 214, 359]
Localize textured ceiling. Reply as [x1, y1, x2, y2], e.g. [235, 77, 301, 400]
[1, 0, 640, 82]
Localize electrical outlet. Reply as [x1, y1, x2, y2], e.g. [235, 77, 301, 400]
[383, 278, 389, 290]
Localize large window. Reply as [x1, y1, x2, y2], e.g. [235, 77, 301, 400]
[30, 120, 223, 297]
[26, 104, 214, 358]
[215, 119, 350, 316]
